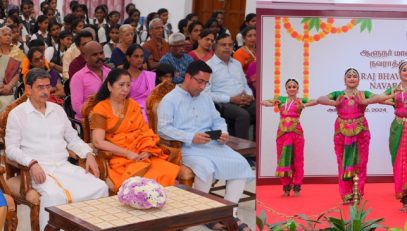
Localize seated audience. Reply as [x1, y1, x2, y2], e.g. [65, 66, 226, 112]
[0, 41, 19, 111]
[91, 5, 108, 29]
[188, 29, 215, 62]
[159, 32, 193, 84]
[103, 24, 120, 61]
[143, 18, 169, 70]
[98, 11, 120, 44]
[236, 13, 256, 48]
[204, 17, 220, 38]
[70, 41, 109, 120]
[233, 26, 256, 73]
[45, 30, 73, 74]
[9, 24, 29, 54]
[91, 68, 180, 192]
[139, 12, 159, 44]
[20, 0, 35, 42]
[5, 68, 108, 231]
[110, 24, 134, 68]
[70, 18, 85, 37]
[124, 44, 156, 122]
[158, 60, 253, 230]
[45, 20, 61, 49]
[155, 63, 175, 85]
[211, 11, 230, 35]
[26, 47, 65, 104]
[186, 21, 203, 52]
[206, 34, 255, 140]
[0, 26, 26, 62]
[68, 30, 93, 79]
[62, 29, 91, 80]
[245, 61, 256, 96]
[31, 15, 49, 43]
[62, 13, 75, 32]
[158, 8, 172, 40]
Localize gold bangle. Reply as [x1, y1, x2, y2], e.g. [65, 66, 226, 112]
[87, 152, 96, 157]
[28, 160, 38, 170]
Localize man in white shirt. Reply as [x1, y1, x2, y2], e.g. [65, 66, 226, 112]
[206, 33, 255, 140]
[5, 68, 108, 230]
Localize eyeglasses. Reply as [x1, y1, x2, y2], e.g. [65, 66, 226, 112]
[192, 76, 210, 86]
[152, 26, 164, 30]
[35, 84, 51, 90]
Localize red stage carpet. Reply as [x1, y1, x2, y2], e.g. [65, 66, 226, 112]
[257, 183, 407, 229]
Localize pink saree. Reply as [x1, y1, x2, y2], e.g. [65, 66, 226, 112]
[329, 91, 372, 199]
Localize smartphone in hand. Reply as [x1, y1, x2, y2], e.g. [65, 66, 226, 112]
[205, 130, 222, 140]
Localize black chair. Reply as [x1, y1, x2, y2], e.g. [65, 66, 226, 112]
[13, 82, 24, 100]
[62, 95, 83, 165]
[63, 78, 70, 96]
[62, 95, 83, 139]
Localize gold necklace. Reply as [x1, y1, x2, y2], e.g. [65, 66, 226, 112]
[244, 46, 256, 60]
[345, 89, 357, 105]
[284, 97, 296, 113]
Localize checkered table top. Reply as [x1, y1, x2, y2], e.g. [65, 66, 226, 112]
[56, 186, 225, 229]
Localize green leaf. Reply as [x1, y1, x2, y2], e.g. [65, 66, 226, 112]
[366, 19, 372, 32]
[358, 19, 373, 33]
[256, 210, 267, 230]
[260, 210, 267, 223]
[297, 214, 311, 227]
[360, 21, 367, 32]
[301, 18, 311, 23]
[327, 217, 346, 231]
[352, 219, 361, 231]
[389, 229, 402, 231]
[256, 216, 264, 231]
[288, 221, 296, 231]
[301, 17, 321, 31]
[356, 19, 362, 24]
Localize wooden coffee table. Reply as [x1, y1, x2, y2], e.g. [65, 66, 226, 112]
[44, 185, 237, 231]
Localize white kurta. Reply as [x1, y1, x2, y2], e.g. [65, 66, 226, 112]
[157, 85, 254, 183]
[5, 99, 108, 230]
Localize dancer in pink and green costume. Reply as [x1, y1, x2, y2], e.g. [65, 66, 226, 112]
[262, 79, 317, 196]
[384, 61, 407, 211]
[318, 68, 392, 203]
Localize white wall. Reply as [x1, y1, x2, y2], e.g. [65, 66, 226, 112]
[246, 0, 256, 14]
[132, 0, 192, 32]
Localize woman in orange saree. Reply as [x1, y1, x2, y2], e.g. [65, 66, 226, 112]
[91, 68, 180, 192]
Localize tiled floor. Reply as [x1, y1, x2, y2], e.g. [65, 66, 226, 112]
[15, 175, 255, 230]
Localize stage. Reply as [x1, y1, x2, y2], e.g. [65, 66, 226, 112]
[257, 183, 407, 229]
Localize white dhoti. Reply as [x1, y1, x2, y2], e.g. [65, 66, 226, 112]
[32, 161, 108, 230]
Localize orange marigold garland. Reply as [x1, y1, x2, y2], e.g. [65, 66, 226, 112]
[303, 24, 310, 99]
[274, 17, 281, 112]
[277, 17, 357, 100]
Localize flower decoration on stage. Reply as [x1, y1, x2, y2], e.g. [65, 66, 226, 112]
[117, 176, 166, 209]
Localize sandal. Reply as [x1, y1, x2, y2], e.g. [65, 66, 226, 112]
[234, 217, 251, 231]
[205, 221, 225, 230]
[400, 195, 407, 213]
[293, 184, 301, 197]
[282, 185, 291, 197]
